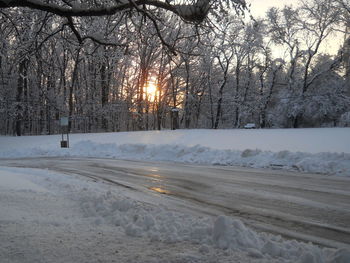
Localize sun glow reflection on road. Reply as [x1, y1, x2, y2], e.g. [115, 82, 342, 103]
[149, 187, 170, 195]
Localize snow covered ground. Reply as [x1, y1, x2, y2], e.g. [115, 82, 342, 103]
[1, 165, 349, 263]
[0, 128, 350, 176]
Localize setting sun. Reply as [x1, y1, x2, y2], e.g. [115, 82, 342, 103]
[145, 81, 158, 102]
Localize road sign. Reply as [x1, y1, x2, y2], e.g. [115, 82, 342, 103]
[60, 117, 69, 126]
[60, 116, 69, 148]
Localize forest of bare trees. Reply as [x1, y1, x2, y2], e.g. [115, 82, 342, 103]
[0, 0, 350, 136]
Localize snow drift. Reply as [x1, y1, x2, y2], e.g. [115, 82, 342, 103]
[1, 128, 349, 176]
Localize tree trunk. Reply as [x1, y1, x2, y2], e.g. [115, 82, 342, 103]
[101, 59, 109, 131]
[15, 59, 28, 136]
[68, 47, 81, 132]
[214, 78, 227, 129]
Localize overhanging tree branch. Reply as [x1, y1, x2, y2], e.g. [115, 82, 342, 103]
[0, 0, 233, 23]
[66, 16, 83, 43]
[82, 35, 127, 47]
[129, 0, 177, 55]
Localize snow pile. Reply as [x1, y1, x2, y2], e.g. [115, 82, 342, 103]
[1, 140, 349, 176]
[75, 183, 350, 262]
[1, 128, 350, 176]
[78, 141, 350, 176]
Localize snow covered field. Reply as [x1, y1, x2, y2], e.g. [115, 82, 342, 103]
[1, 165, 349, 263]
[1, 128, 350, 176]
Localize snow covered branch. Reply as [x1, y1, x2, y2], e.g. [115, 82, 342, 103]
[0, 0, 245, 23]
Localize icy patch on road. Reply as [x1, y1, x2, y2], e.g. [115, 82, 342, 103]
[1, 140, 349, 176]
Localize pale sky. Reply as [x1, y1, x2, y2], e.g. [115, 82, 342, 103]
[247, 0, 343, 56]
[248, 0, 297, 18]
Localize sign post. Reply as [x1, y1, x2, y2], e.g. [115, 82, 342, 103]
[171, 108, 179, 130]
[60, 117, 69, 148]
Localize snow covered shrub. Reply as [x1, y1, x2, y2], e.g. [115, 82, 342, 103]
[339, 112, 350, 127]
